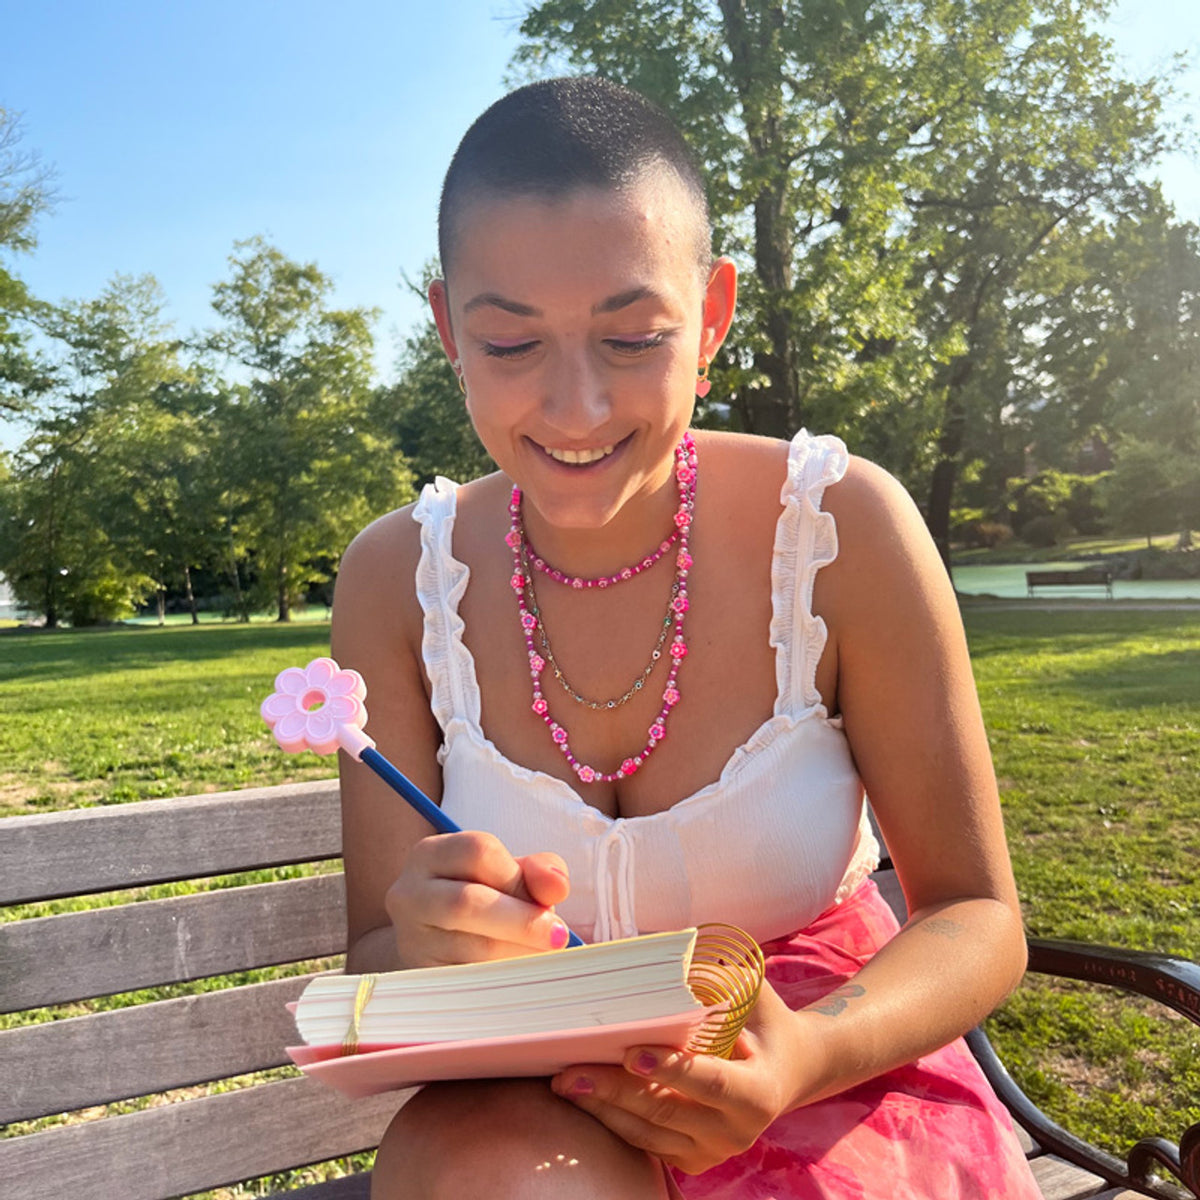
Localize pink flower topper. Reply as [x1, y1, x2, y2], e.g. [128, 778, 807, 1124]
[260, 657, 376, 759]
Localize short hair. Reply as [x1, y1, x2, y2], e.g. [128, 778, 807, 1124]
[438, 76, 711, 276]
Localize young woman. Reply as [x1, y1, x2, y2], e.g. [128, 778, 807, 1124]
[333, 76, 1042, 1199]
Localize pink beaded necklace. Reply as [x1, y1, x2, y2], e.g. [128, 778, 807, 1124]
[507, 433, 697, 784]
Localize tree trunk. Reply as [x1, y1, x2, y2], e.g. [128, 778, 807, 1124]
[925, 356, 976, 576]
[226, 521, 249, 622]
[183, 564, 199, 624]
[277, 563, 290, 623]
[156, 582, 166, 626]
[717, 0, 797, 438]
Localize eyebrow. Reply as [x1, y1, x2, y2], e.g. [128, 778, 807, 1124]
[461, 286, 668, 318]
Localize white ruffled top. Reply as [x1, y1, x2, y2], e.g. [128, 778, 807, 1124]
[412, 429, 879, 945]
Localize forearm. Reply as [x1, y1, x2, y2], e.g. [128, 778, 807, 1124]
[786, 895, 1027, 1108]
[345, 924, 403, 974]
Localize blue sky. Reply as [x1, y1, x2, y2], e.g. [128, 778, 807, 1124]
[2, 0, 1199, 410]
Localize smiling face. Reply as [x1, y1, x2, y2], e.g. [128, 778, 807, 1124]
[429, 170, 736, 540]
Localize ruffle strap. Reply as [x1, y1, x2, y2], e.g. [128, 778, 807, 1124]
[768, 429, 849, 716]
[412, 478, 481, 735]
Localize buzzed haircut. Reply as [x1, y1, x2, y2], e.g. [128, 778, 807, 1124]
[438, 76, 712, 276]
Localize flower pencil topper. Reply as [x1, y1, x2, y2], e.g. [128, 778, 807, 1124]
[261, 658, 371, 757]
[260, 656, 585, 948]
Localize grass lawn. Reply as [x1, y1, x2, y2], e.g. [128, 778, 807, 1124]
[2, 608, 1197, 1184]
[963, 608, 1200, 1158]
[0, 622, 334, 817]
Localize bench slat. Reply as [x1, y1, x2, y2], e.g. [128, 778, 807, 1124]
[289, 1177, 372, 1199]
[0, 974, 327, 1122]
[0, 780, 341, 905]
[0, 1074, 406, 1200]
[1028, 1154, 1110, 1200]
[0, 874, 346, 1011]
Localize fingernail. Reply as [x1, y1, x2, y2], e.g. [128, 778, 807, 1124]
[632, 1051, 657, 1075]
[549, 920, 569, 950]
[568, 1076, 594, 1095]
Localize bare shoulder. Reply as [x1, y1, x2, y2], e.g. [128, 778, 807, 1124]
[818, 453, 964, 668]
[692, 428, 791, 527]
[823, 455, 951, 598]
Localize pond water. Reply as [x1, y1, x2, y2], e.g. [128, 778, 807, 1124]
[951, 561, 1200, 601]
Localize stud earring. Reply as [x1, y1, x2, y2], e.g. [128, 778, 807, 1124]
[695, 356, 712, 400]
[452, 359, 466, 396]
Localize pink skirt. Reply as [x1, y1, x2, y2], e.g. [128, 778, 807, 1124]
[672, 881, 1042, 1199]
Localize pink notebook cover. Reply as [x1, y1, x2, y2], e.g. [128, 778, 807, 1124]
[287, 1008, 710, 1098]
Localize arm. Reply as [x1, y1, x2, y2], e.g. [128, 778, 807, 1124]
[788, 454, 1026, 1099]
[333, 505, 572, 974]
[553, 456, 1027, 1170]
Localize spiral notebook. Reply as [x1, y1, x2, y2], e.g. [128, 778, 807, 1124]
[286, 925, 764, 1097]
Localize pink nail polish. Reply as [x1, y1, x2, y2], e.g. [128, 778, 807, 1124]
[633, 1051, 658, 1075]
[569, 1076, 594, 1095]
[549, 920, 569, 950]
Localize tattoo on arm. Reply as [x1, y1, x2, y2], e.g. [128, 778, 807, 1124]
[920, 917, 965, 940]
[810, 983, 865, 1016]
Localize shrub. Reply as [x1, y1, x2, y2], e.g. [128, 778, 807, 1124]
[1021, 513, 1071, 548]
[955, 520, 1015, 548]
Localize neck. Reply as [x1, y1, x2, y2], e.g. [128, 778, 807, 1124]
[516, 441, 690, 581]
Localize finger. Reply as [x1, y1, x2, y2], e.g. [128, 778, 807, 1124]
[516, 852, 571, 908]
[622, 1046, 754, 1117]
[423, 877, 570, 952]
[414, 830, 527, 893]
[551, 1072, 698, 1168]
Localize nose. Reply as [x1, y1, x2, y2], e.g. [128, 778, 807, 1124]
[541, 343, 611, 439]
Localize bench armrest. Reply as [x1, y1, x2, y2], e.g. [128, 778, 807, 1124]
[966, 938, 1200, 1200]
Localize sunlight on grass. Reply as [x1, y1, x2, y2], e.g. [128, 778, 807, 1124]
[963, 609, 1200, 1154]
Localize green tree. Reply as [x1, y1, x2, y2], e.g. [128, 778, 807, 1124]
[209, 238, 415, 621]
[1104, 438, 1197, 547]
[381, 318, 494, 487]
[0, 275, 191, 625]
[0, 108, 55, 416]
[0, 415, 154, 626]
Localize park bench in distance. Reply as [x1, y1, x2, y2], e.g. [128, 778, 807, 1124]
[1027, 567, 1115, 599]
[1, 782, 1197, 1200]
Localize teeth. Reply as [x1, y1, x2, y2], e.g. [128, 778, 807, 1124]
[545, 444, 615, 465]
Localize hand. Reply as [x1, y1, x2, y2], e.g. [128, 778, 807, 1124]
[384, 830, 572, 967]
[551, 980, 814, 1175]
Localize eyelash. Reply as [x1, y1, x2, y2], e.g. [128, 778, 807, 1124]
[480, 333, 668, 359]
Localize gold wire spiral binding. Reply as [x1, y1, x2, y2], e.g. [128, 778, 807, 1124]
[341, 973, 379, 1056]
[684, 924, 766, 1058]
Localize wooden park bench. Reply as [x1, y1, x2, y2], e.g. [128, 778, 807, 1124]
[2, 781, 1197, 1200]
[1027, 568, 1115, 599]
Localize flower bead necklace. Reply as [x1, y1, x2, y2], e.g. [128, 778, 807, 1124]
[507, 432, 698, 784]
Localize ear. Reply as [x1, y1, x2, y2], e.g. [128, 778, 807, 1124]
[699, 257, 738, 362]
[428, 280, 460, 365]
